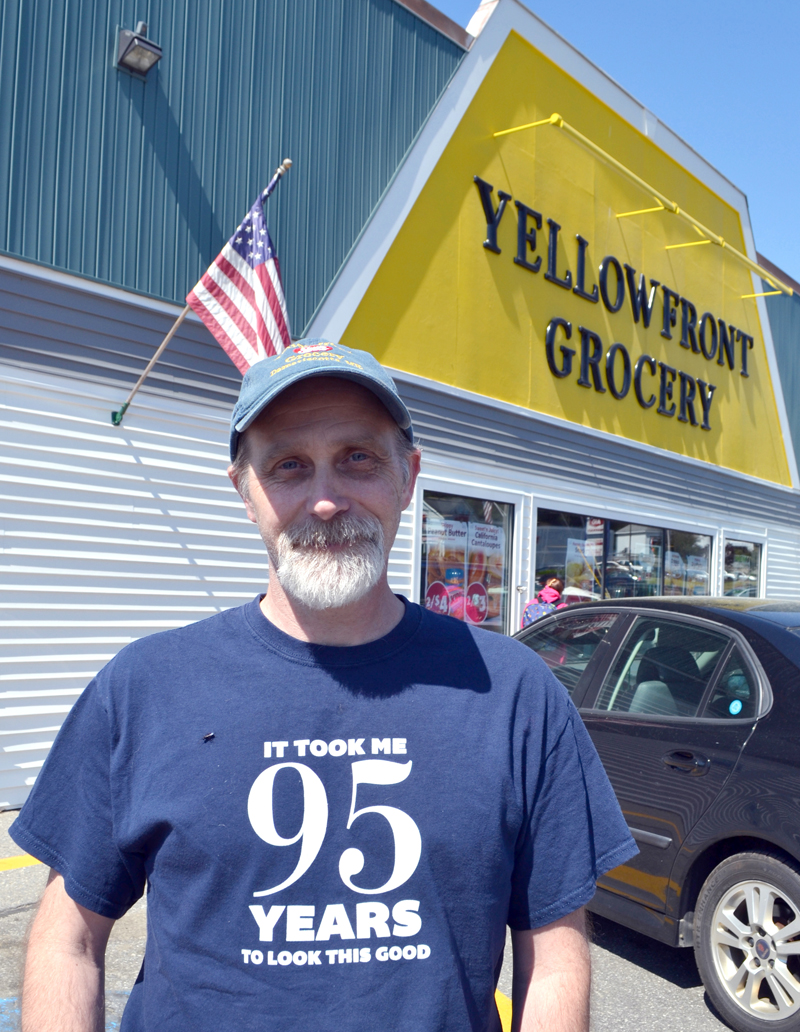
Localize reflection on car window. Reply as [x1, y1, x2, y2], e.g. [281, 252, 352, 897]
[703, 647, 758, 719]
[518, 613, 619, 695]
[594, 617, 728, 717]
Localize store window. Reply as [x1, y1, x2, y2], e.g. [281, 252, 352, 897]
[606, 524, 712, 597]
[724, 540, 762, 597]
[421, 492, 513, 634]
[535, 510, 604, 603]
[535, 510, 713, 601]
[606, 522, 663, 597]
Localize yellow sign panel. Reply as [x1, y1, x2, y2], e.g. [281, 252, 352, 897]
[341, 30, 791, 486]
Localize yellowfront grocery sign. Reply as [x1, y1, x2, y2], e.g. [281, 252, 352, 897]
[338, 27, 791, 485]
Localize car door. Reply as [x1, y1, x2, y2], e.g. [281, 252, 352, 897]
[580, 613, 756, 913]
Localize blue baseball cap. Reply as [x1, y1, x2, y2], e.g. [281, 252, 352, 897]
[229, 339, 414, 460]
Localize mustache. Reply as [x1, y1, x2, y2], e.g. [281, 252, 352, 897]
[283, 513, 383, 550]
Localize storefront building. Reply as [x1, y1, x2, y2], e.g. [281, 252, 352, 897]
[308, 0, 800, 635]
[1, 0, 799, 805]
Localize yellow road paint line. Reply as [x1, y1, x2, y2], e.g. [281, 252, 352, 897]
[495, 990, 512, 1031]
[0, 854, 42, 872]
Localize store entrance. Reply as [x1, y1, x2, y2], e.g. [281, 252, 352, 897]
[420, 490, 514, 634]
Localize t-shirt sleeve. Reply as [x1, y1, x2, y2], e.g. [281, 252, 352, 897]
[9, 677, 146, 920]
[508, 690, 638, 930]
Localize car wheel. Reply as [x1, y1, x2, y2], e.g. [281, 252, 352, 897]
[694, 852, 800, 1031]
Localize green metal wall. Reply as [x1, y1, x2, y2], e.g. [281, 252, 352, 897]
[0, 0, 464, 333]
[764, 286, 800, 466]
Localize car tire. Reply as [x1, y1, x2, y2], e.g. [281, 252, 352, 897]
[694, 851, 800, 1032]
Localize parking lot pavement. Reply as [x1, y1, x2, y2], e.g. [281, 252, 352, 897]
[470, 917, 733, 1032]
[1, 809, 732, 1032]
[0, 811, 146, 1032]
[589, 914, 730, 1031]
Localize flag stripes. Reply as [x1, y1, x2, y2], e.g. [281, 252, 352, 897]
[187, 190, 291, 371]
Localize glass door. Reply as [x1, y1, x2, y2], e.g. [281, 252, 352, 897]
[421, 491, 514, 634]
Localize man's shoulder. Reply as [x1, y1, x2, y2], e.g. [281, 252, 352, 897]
[101, 600, 255, 677]
[413, 603, 553, 680]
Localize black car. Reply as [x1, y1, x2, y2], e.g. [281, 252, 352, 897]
[515, 597, 800, 1032]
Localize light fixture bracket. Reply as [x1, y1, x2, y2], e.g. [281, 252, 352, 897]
[115, 23, 162, 79]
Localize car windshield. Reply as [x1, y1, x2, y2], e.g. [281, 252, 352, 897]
[518, 613, 619, 695]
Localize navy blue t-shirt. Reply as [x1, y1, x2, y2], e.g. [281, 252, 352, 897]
[12, 597, 636, 1031]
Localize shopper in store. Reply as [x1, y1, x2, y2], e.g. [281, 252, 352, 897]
[12, 341, 635, 1032]
[521, 576, 566, 628]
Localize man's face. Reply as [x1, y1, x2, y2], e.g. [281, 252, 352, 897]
[229, 377, 419, 609]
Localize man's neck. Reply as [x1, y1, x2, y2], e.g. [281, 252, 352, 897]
[260, 578, 406, 646]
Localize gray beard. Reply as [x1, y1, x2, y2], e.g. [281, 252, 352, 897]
[271, 513, 386, 610]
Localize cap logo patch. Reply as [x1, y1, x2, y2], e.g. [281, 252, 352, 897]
[293, 343, 333, 354]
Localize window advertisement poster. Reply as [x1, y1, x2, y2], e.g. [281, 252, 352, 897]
[686, 554, 710, 595]
[664, 550, 685, 595]
[564, 538, 601, 599]
[423, 518, 468, 620]
[467, 522, 506, 627]
[421, 492, 513, 633]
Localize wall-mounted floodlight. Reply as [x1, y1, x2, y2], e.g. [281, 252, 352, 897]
[116, 21, 162, 78]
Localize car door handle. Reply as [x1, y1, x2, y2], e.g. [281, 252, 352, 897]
[662, 750, 710, 775]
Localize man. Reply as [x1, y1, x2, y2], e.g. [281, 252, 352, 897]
[12, 341, 636, 1031]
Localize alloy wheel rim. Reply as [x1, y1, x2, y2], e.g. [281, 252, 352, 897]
[710, 879, 800, 1020]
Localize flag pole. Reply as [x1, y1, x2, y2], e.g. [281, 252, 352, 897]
[111, 157, 293, 427]
[111, 304, 191, 426]
[262, 158, 292, 200]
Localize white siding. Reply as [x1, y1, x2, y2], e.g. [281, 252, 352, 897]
[389, 492, 416, 599]
[0, 365, 266, 808]
[765, 530, 800, 599]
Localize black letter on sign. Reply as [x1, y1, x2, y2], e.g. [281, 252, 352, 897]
[624, 265, 660, 328]
[544, 220, 573, 290]
[545, 318, 575, 378]
[737, 330, 754, 377]
[577, 327, 606, 392]
[699, 313, 718, 361]
[598, 256, 625, 313]
[697, 380, 716, 430]
[605, 343, 631, 399]
[661, 286, 680, 340]
[573, 236, 598, 302]
[473, 176, 511, 254]
[677, 372, 698, 425]
[658, 362, 677, 417]
[634, 356, 657, 409]
[514, 201, 542, 273]
[717, 321, 736, 370]
[680, 298, 699, 352]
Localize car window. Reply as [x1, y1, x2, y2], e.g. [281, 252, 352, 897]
[593, 617, 729, 717]
[518, 613, 619, 696]
[702, 646, 758, 720]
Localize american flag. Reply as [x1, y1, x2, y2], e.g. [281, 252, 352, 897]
[186, 186, 291, 373]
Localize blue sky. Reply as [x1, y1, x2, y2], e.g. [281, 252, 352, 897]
[436, 0, 800, 281]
